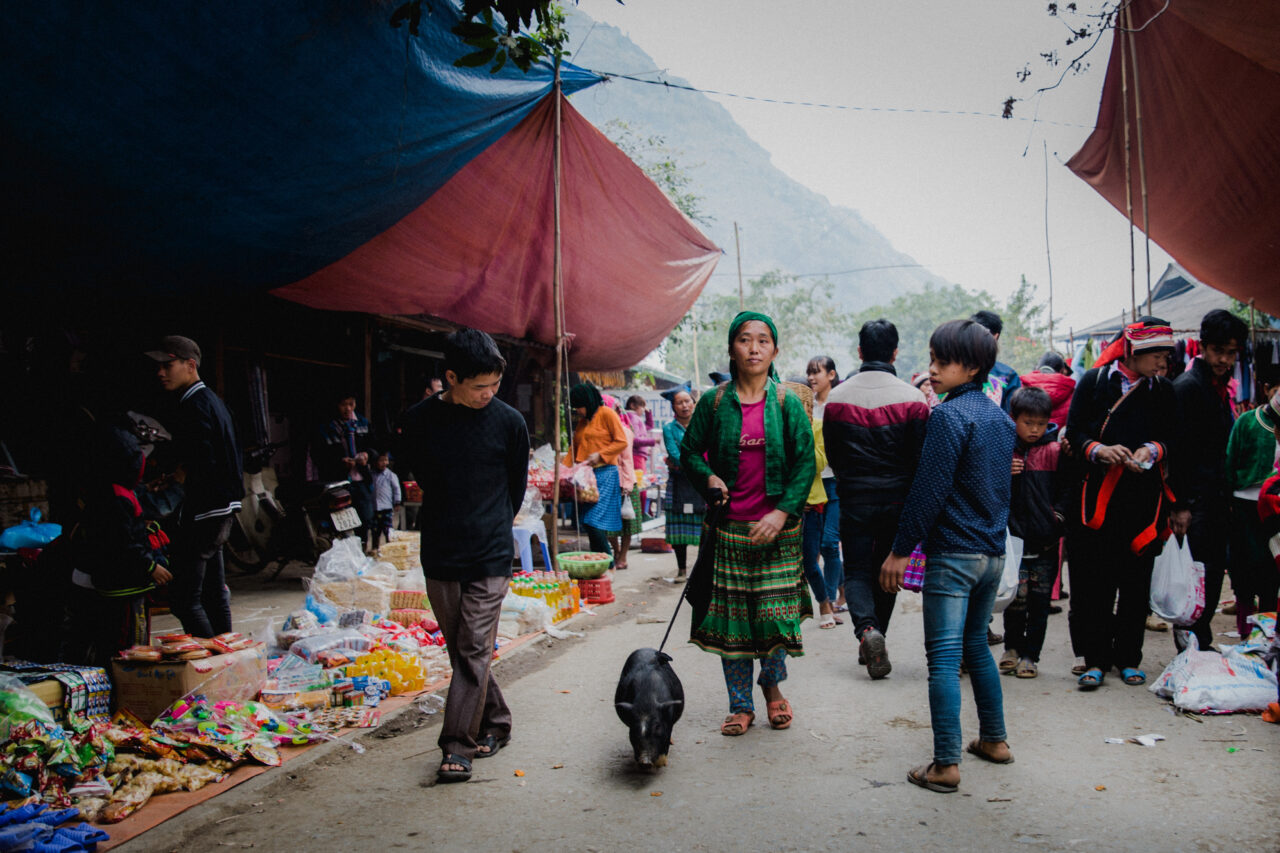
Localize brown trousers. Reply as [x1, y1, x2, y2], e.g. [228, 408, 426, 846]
[426, 574, 512, 761]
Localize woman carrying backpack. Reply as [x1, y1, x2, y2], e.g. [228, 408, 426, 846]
[680, 311, 815, 736]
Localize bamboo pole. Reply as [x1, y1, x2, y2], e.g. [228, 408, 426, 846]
[1120, 6, 1136, 320]
[550, 64, 564, 572]
[1127, 21, 1153, 315]
[733, 222, 745, 310]
[1043, 141, 1055, 351]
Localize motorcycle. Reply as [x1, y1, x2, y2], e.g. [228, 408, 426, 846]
[224, 444, 361, 577]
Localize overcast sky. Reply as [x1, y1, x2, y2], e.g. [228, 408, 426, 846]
[572, 0, 1172, 335]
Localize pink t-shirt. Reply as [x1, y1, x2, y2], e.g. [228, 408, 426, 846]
[727, 398, 776, 522]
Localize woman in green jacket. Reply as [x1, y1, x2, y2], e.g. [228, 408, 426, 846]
[681, 311, 815, 736]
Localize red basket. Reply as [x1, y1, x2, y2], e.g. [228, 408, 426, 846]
[577, 577, 614, 605]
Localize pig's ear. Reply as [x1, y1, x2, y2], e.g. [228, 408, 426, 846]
[615, 702, 634, 716]
[659, 700, 684, 709]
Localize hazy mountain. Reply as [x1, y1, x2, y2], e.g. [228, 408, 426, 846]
[563, 8, 948, 311]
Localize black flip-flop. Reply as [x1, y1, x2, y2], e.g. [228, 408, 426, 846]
[474, 734, 511, 759]
[907, 762, 957, 793]
[437, 753, 472, 783]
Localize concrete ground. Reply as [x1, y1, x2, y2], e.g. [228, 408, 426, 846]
[128, 550, 1276, 853]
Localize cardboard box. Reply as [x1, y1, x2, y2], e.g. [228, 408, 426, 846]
[111, 645, 268, 724]
[24, 678, 65, 725]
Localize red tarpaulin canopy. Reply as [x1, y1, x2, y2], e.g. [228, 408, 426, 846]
[274, 94, 721, 369]
[1066, 0, 1280, 315]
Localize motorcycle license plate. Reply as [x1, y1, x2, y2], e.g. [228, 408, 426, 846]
[330, 507, 362, 532]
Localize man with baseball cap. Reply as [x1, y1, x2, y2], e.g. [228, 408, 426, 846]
[145, 335, 243, 637]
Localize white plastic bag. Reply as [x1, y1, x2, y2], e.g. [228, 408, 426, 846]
[991, 532, 1023, 614]
[1150, 634, 1277, 713]
[1149, 535, 1205, 626]
[620, 492, 636, 520]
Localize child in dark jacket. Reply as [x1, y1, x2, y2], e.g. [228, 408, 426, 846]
[1000, 387, 1065, 679]
[66, 424, 172, 668]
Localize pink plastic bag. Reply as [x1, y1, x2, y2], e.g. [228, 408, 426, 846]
[903, 544, 926, 592]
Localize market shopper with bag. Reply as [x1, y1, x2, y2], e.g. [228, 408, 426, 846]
[567, 384, 629, 567]
[661, 386, 705, 581]
[400, 329, 529, 784]
[1063, 317, 1178, 690]
[880, 319, 1016, 794]
[680, 311, 815, 736]
[1170, 310, 1249, 653]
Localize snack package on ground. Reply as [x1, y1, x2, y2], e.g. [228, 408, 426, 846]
[312, 536, 366, 583]
[330, 675, 392, 708]
[0, 675, 58, 739]
[288, 628, 377, 664]
[102, 770, 164, 823]
[344, 650, 424, 695]
[0, 718, 114, 806]
[155, 696, 336, 759]
[391, 589, 428, 610]
[1150, 634, 1278, 713]
[501, 590, 555, 634]
[393, 570, 426, 592]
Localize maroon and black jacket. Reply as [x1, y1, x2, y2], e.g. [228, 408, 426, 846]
[1009, 423, 1068, 554]
[823, 362, 931, 506]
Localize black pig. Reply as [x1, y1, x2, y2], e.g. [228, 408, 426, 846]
[614, 647, 684, 769]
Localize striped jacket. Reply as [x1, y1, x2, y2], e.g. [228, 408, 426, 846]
[823, 363, 930, 505]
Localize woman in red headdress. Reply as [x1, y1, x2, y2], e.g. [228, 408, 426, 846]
[1063, 317, 1178, 691]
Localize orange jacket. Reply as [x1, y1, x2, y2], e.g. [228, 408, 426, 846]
[571, 407, 629, 466]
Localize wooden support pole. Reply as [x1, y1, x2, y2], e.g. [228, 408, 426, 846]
[550, 64, 564, 571]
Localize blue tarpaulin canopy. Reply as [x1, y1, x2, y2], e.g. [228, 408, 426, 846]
[0, 1, 600, 295]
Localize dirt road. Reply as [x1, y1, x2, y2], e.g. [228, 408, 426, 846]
[126, 552, 1277, 852]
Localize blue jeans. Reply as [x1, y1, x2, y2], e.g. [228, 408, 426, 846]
[819, 479, 844, 601]
[801, 507, 830, 603]
[922, 552, 1006, 765]
[801, 480, 844, 603]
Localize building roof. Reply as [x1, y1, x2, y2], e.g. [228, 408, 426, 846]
[1073, 264, 1231, 338]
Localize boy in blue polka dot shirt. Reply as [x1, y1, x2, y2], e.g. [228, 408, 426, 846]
[880, 319, 1017, 794]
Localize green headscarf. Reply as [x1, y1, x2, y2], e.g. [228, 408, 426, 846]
[727, 311, 781, 381]
[569, 383, 603, 420]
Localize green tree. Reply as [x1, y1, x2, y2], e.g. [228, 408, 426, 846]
[850, 277, 1053, 380]
[663, 271, 859, 384]
[602, 119, 710, 226]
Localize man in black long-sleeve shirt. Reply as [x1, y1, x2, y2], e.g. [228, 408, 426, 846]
[1170, 309, 1248, 652]
[400, 328, 529, 784]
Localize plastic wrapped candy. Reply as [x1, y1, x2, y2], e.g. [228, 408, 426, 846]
[0, 675, 58, 740]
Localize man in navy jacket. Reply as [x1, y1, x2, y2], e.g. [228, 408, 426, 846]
[147, 335, 243, 637]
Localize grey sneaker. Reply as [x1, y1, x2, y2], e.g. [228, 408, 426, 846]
[860, 628, 891, 679]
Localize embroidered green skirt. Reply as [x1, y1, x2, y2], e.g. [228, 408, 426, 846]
[690, 519, 810, 660]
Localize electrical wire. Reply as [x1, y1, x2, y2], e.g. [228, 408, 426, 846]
[585, 70, 1096, 129]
